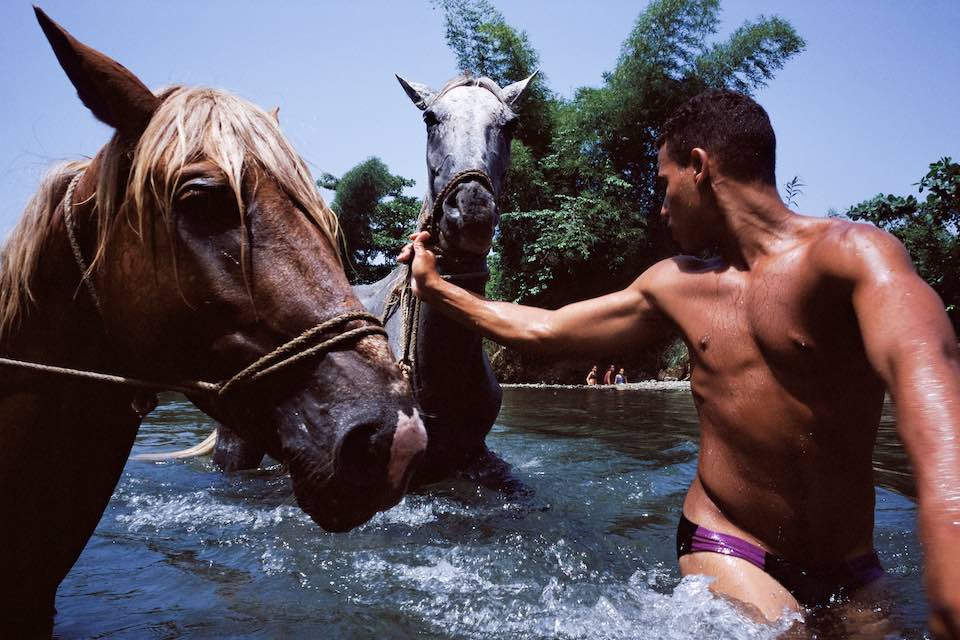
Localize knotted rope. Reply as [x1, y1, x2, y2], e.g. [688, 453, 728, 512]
[62, 172, 102, 313]
[0, 311, 385, 398]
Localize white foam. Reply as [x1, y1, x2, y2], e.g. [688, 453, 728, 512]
[348, 546, 799, 640]
[116, 491, 307, 533]
[359, 496, 478, 529]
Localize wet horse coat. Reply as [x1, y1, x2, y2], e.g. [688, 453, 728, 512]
[0, 10, 423, 634]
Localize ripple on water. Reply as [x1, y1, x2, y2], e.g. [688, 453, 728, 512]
[352, 555, 799, 640]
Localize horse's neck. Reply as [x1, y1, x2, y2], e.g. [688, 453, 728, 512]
[415, 258, 494, 388]
[1, 207, 114, 374]
[0, 220, 141, 617]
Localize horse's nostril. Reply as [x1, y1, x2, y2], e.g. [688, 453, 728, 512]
[337, 422, 383, 488]
[444, 190, 461, 213]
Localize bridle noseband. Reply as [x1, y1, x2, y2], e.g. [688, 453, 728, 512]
[423, 169, 495, 243]
[0, 171, 387, 401]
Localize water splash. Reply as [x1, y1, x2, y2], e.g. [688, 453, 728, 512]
[116, 491, 307, 533]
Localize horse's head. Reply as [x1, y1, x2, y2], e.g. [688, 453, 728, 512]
[35, 9, 425, 531]
[397, 72, 536, 259]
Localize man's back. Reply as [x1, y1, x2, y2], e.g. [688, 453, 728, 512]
[649, 215, 886, 564]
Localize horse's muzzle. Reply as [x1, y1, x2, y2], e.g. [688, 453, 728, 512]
[289, 406, 426, 532]
[440, 180, 498, 256]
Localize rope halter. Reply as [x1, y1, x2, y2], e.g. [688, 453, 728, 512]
[423, 169, 496, 246]
[380, 169, 495, 385]
[0, 171, 387, 400]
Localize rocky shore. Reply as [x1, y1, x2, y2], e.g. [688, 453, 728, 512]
[501, 380, 691, 391]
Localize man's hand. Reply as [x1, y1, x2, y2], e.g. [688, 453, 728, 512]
[397, 231, 441, 300]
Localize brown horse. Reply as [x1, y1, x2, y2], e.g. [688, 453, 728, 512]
[0, 9, 425, 634]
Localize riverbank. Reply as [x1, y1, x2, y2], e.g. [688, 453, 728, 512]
[501, 380, 691, 391]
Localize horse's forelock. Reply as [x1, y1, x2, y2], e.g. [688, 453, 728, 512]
[122, 86, 340, 263]
[0, 85, 341, 338]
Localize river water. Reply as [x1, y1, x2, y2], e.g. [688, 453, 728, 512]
[55, 388, 928, 639]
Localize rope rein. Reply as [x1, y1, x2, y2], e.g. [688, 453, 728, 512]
[0, 170, 387, 399]
[382, 169, 494, 385]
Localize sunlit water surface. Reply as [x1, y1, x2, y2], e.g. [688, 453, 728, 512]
[55, 388, 927, 639]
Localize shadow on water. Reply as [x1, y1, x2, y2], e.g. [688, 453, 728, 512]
[54, 389, 928, 639]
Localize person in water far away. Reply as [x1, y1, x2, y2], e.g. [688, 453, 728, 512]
[400, 90, 960, 636]
[603, 364, 615, 385]
[585, 366, 598, 386]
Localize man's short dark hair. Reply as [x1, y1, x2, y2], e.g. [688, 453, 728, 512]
[657, 90, 776, 185]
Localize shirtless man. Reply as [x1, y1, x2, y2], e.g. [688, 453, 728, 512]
[399, 90, 960, 635]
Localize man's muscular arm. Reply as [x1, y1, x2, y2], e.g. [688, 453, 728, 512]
[398, 232, 673, 355]
[837, 224, 960, 639]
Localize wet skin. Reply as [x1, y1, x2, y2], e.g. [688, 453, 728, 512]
[399, 144, 960, 633]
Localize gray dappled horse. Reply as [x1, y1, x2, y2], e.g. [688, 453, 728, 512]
[212, 72, 536, 487]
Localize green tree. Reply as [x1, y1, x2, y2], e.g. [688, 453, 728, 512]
[843, 158, 960, 329]
[783, 176, 805, 209]
[434, 0, 554, 156]
[483, 0, 804, 306]
[435, 0, 804, 381]
[319, 158, 421, 284]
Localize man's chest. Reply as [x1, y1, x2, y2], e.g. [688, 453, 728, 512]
[667, 263, 860, 376]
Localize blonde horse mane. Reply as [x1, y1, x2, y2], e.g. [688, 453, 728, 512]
[0, 85, 340, 337]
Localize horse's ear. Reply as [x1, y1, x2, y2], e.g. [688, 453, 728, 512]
[396, 75, 436, 111]
[34, 6, 160, 138]
[269, 106, 280, 123]
[501, 70, 539, 106]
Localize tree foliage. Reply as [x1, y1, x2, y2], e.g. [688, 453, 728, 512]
[438, 0, 804, 307]
[433, 0, 554, 156]
[319, 158, 421, 284]
[843, 158, 960, 328]
[783, 176, 805, 209]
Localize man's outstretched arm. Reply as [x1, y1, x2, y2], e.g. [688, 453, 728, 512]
[398, 232, 674, 355]
[842, 226, 960, 639]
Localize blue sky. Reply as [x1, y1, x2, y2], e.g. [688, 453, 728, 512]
[1, 1, 958, 238]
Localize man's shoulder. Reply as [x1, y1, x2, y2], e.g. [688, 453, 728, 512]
[629, 256, 725, 308]
[804, 217, 914, 282]
[642, 255, 726, 283]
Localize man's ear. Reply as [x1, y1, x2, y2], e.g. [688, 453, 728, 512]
[690, 148, 710, 185]
[35, 6, 159, 138]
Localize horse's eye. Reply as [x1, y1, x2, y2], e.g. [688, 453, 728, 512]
[423, 110, 440, 128]
[176, 177, 227, 202]
[503, 116, 519, 136]
[175, 178, 239, 234]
